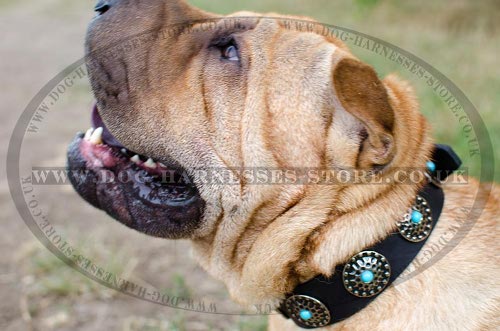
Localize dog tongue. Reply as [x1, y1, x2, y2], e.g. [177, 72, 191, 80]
[91, 104, 125, 148]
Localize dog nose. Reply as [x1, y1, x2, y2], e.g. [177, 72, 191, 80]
[94, 0, 111, 15]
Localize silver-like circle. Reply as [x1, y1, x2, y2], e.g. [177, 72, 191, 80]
[284, 294, 331, 328]
[342, 250, 391, 297]
[397, 195, 433, 242]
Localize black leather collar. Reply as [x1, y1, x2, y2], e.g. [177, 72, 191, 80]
[277, 144, 461, 328]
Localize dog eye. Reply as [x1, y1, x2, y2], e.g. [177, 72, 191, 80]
[220, 42, 240, 62]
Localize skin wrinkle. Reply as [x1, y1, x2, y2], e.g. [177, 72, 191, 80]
[238, 191, 306, 269]
[212, 21, 351, 299]
[155, 0, 167, 42]
[320, 82, 335, 166]
[95, 60, 118, 99]
[238, 29, 253, 195]
[304, 43, 331, 164]
[306, 188, 411, 276]
[237, 184, 338, 304]
[263, 89, 281, 166]
[247, 43, 337, 277]
[321, 108, 334, 167]
[200, 56, 214, 135]
[226, 25, 310, 268]
[119, 58, 131, 98]
[294, 185, 345, 279]
[144, 34, 154, 90]
[303, 181, 405, 274]
[232, 15, 262, 198]
[201, 192, 225, 261]
[261, 28, 284, 169]
[300, 75, 438, 278]
[81, 2, 499, 328]
[206, 19, 285, 285]
[299, 183, 345, 254]
[229, 199, 268, 267]
[197, 31, 247, 186]
[202, 18, 268, 268]
[101, 59, 123, 102]
[100, 61, 113, 83]
[193, 44, 238, 174]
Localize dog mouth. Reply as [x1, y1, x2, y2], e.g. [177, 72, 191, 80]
[66, 105, 204, 239]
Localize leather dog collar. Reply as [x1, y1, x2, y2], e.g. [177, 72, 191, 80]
[277, 144, 462, 328]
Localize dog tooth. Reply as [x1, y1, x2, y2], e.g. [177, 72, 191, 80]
[121, 148, 127, 154]
[130, 155, 140, 164]
[159, 162, 166, 168]
[89, 127, 103, 145]
[144, 158, 156, 168]
[84, 128, 94, 141]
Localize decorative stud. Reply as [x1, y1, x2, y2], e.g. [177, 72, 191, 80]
[410, 210, 423, 224]
[284, 295, 331, 328]
[397, 195, 433, 242]
[343, 251, 391, 298]
[424, 160, 443, 187]
[426, 160, 436, 173]
[360, 270, 375, 283]
[299, 309, 312, 320]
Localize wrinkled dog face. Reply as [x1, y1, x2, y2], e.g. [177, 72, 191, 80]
[68, 0, 397, 245]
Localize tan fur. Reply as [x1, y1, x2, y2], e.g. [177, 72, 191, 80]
[86, 1, 500, 329]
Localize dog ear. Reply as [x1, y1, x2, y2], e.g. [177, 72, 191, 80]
[332, 57, 395, 168]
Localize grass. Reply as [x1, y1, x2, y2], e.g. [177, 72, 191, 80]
[17, 240, 128, 312]
[158, 273, 193, 302]
[122, 315, 179, 331]
[237, 316, 269, 331]
[122, 315, 268, 331]
[21, 242, 97, 298]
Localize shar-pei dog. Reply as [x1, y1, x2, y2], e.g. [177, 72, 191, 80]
[67, 0, 499, 329]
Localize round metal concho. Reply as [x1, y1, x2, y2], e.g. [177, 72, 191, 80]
[284, 295, 331, 328]
[343, 251, 391, 298]
[397, 195, 433, 243]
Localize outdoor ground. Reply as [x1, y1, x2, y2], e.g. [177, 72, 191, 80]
[1, 0, 498, 330]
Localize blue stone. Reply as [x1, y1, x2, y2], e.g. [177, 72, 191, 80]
[299, 309, 312, 320]
[411, 210, 423, 224]
[426, 161, 436, 172]
[360, 270, 374, 283]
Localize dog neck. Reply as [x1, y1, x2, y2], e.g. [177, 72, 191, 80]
[192, 168, 432, 309]
[191, 76, 435, 309]
[231, 174, 426, 308]
[277, 145, 461, 328]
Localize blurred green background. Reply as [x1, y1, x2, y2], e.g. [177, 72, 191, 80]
[1, 1, 498, 331]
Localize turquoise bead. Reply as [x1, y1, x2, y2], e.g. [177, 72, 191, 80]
[299, 309, 312, 320]
[411, 210, 423, 224]
[360, 270, 374, 283]
[426, 161, 436, 172]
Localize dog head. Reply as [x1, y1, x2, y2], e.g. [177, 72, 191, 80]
[67, 0, 432, 305]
